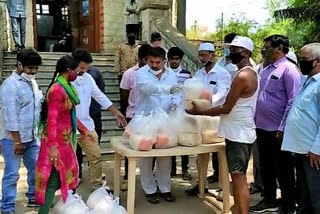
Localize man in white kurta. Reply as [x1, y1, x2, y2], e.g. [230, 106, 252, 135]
[135, 47, 182, 204]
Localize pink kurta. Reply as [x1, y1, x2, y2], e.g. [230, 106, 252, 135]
[35, 83, 88, 204]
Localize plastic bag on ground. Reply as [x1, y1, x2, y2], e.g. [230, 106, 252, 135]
[86, 182, 113, 209]
[151, 109, 178, 149]
[196, 116, 224, 144]
[54, 191, 89, 214]
[90, 198, 127, 214]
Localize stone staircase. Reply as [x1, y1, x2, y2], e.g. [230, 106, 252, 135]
[1, 51, 123, 147]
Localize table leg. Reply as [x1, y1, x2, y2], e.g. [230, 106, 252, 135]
[197, 153, 209, 198]
[218, 149, 230, 213]
[127, 157, 137, 214]
[114, 152, 122, 198]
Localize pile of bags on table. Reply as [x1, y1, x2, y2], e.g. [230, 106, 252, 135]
[123, 78, 224, 151]
[54, 183, 127, 214]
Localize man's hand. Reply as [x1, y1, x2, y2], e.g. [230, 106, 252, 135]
[185, 101, 201, 115]
[170, 84, 183, 94]
[115, 112, 127, 128]
[14, 141, 24, 155]
[309, 152, 320, 170]
[49, 146, 59, 167]
[276, 131, 284, 142]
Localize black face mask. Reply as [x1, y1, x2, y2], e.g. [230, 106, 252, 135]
[128, 36, 136, 45]
[300, 59, 317, 75]
[230, 51, 245, 64]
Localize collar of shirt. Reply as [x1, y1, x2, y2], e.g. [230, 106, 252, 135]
[270, 56, 287, 68]
[12, 71, 24, 81]
[199, 63, 220, 75]
[303, 72, 320, 87]
[133, 64, 140, 71]
[148, 67, 170, 79]
[125, 43, 139, 49]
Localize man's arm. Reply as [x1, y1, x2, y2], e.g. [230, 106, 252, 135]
[120, 71, 131, 109]
[188, 71, 249, 116]
[135, 70, 172, 95]
[211, 70, 232, 107]
[278, 67, 301, 132]
[90, 75, 113, 110]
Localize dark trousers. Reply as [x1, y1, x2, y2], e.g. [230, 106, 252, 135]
[256, 129, 295, 206]
[212, 152, 219, 176]
[124, 118, 132, 180]
[295, 154, 320, 214]
[77, 114, 102, 178]
[171, 155, 189, 174]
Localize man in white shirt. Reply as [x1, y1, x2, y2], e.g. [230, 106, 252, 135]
[135, 47, 182, 204]
[186, 42, 231, 195]
[72, 49, 127, 191]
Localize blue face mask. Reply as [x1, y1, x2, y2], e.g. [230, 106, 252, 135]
[224, 48, 230, 56]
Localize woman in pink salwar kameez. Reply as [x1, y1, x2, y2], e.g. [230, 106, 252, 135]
[35, 56, 94, 214]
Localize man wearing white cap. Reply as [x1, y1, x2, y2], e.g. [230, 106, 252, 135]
[188, 36, 259, 214]
[186, 42, 231, 195]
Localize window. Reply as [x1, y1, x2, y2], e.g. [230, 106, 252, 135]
[42, 5, 49, 14]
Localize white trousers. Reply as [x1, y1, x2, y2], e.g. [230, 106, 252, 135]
[138, 157, 171, 194]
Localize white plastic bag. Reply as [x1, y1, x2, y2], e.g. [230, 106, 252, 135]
[128, 115, 156, 151]
[123, 114, 144, 141]
[196, 116, 224, 144]
[170, 110, 201, 147]
[54, 191, 89, 214]
[183, 78, 204, 100]
[90, 198, 127, 214]
[152, 109, 178, 149]
[87, 182, 113, 209]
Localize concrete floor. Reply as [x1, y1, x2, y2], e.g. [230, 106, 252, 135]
[0, 154, 278, 214]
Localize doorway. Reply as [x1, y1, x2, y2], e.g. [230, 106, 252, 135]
[33, 0, 102, 52]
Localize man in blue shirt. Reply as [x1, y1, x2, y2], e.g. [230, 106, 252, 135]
[7, 0, 26, 53]
[282, 43, 320, 214]
[0, 49, 42, 214]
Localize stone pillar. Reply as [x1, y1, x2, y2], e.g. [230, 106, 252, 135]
[25, 0, 34, 48]
[0, 0, 8, 51]
[140, 0, 171, 42]
[102, 0, 126, 52]
[177, 0, 186, 35]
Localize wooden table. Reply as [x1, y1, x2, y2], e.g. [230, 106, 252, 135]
[111, 137, 230, 214]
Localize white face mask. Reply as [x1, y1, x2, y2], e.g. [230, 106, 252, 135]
[171, 65, 182, 73]
[150, 68, 163, 76]
[21, 73, 36, 81]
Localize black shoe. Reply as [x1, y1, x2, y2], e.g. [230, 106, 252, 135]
[250, 200, 279, 213]
[185, 184, 208, 196]
[207, 174, 219, 183]
[278, 204, 296, 214]
[159, 192, 175, 202]
[182, 170, 192, 181]
[26, 199, 39, 208]
[146, 193, 160, 204]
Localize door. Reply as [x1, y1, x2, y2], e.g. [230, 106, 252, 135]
[79, 0, 101, 52]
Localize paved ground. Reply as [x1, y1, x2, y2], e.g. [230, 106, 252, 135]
[0, 154, 278, 214]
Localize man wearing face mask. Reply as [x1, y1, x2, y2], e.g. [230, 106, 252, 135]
[281, 43, 320, 214]
[135, 47, 182, 204]
[186, 42, 231, 196]
[115, 33, 139, 116]
[187, 36, 259, 214]
[251, 35, 301, 214]
[72, 49, 127, 191]
[217, 33, 239, 80]
[0, 48, 42, 213]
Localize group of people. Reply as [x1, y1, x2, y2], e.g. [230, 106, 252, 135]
[0, 29, 320, 214]
[116, 32, 320, 214]
[0, 48, 127, 214]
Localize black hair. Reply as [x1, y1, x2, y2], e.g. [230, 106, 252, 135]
[264, 34, 290, 54]
[138, 44, 152, 59]
[167, 47, 184, 59]
[72, 48, 93, 64]
[39, 55, 79, 126]
[148, 47, 166, 60]
[17, 48, 42, 67]
[151, 32, 162, 42]
[224, 33, 238, 43]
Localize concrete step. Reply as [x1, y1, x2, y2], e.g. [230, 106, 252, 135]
[3, 63, 115, 70]
[4, 58, 114, 65]
[4, 51, 115, 58]
[102, 125, 124, 137]
[2, 70, 117, 78]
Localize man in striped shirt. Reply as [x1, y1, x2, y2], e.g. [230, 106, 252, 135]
[168, 47, 193, 181]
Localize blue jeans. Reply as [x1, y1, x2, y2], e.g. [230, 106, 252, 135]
[1, 138, 39, 212]
[10, 17, 26, 48]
